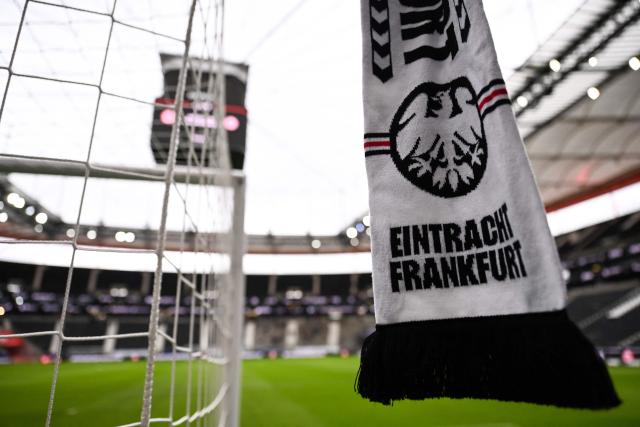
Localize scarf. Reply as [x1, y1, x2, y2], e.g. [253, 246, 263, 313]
[356, 0, 620, 408]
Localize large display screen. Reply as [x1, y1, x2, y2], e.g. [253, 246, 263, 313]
[150, 54, 249, 170]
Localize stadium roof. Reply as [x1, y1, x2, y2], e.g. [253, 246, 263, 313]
[0, 0, 586, 237]
[507, 0, 640, 211]
[3, 0, 640, 272]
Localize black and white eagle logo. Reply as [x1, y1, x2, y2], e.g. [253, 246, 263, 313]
[390, 77, 487, 198]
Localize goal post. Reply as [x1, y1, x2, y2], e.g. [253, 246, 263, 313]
[227, 175, 246, 427]
[0, 0, 246, 426]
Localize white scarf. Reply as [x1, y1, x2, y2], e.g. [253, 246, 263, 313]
[357, 0, 619, 408]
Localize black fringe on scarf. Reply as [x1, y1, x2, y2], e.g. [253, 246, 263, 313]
[356, 309, 620, 409]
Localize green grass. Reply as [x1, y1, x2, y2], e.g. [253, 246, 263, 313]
[0, 358, 638, 426]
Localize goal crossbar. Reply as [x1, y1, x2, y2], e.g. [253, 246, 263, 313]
[0, 155, 243, 186]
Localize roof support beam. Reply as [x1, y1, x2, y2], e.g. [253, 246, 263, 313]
[545, 167, 640, 212]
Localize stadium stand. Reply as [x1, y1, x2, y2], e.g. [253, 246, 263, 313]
[320, 274, 353, 297]
[1, 208, 640, 360]
[252, 317, 287, 350]
[9, 317, 55, 352]
[246, 275, 270, 299]
[116, 319, 151, 350]
[567, 282, 637, 323]
[586, 307, 640, 347]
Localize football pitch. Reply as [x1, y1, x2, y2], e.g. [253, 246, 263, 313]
[0, 358, 638, 426]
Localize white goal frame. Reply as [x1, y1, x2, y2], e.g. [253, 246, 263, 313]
[0, 0, 246, 426]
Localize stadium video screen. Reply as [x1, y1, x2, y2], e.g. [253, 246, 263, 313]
[150, 54, 249, 170]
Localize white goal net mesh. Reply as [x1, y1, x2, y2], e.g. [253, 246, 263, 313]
[0, 1, 245, 426]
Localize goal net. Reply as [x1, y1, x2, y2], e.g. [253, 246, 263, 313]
[0, 1, 245, 426]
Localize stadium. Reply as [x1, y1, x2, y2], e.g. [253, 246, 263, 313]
[0, 0, 639, 426]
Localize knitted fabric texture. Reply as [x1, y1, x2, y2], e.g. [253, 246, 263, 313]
[356, 0, 619, 408]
